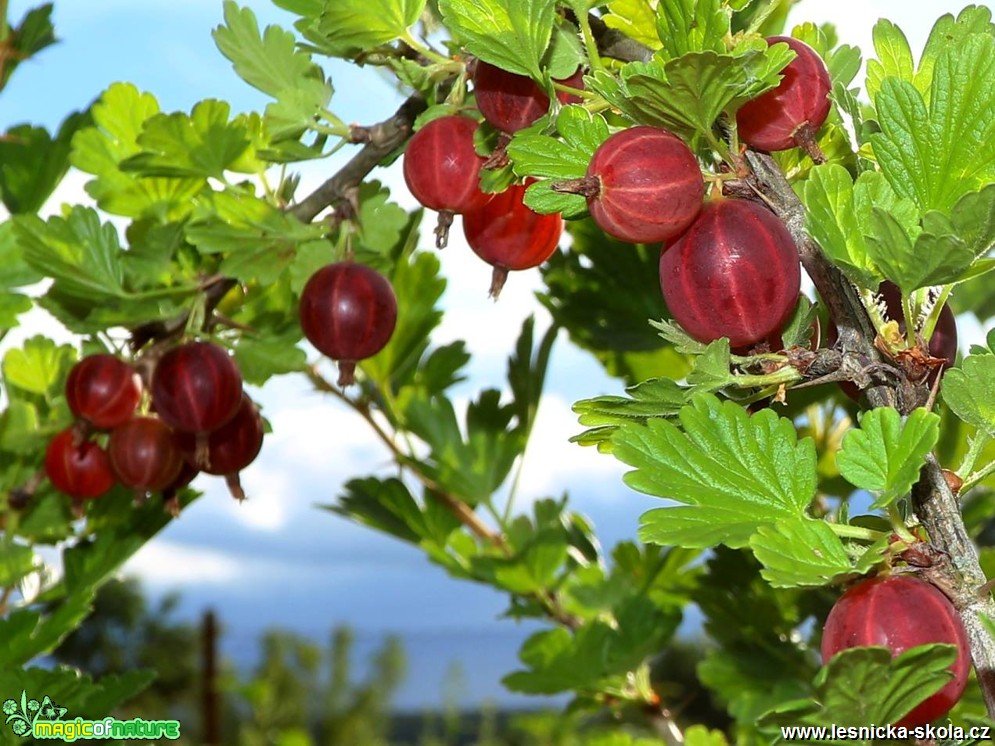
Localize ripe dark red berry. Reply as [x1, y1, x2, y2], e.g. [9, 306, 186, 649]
[473, 61, 583, 134]
[462, 181, 563, 298]
[65, 354, 142, 430]
[402, 115, 488, 248]
[821, 575, 970, 727]
[178, 395, 263, 501]
[659, 198, 801, 348]
[298, 262, 398, 387]
[736, 36, 831, 153]
[44, 428, 116, 500]
[558, 125, 703, 244]
[151, 341, 243, 434]
[108, 416, 184, 493]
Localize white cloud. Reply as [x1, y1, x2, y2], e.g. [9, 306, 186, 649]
[516, 393, 626, 501]
[124, 539, 241, 586]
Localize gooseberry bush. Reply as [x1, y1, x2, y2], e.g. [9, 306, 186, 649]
[2, 0, 995, 742]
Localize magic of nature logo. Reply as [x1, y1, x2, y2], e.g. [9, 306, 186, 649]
[3, 691, 180, 741]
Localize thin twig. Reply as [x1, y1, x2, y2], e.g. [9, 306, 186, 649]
[288, 95, 429, 224]
[305, 365, 582, 629]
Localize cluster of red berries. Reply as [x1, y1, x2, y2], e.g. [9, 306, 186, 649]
[393, 37, 836, 349]
[44, 341, 264, 512]
[300, 37, 958, 395]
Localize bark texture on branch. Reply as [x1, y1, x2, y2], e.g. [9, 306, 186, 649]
[288, 94, 428, 224]
[745, 150, 995, 720]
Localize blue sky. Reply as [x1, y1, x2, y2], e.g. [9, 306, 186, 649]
[1, 0, 979, 711]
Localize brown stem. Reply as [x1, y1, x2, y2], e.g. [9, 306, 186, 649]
[744, 149, 995, 720]
[583, 11, 654, 63]
[129, 275, 238, 352]
[489, 266, 510, 300]
[551, 175, 601, 199]
[306, 365, 503, 546]
[288, 94, 429, 224]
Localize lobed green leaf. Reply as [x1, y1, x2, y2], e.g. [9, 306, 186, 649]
[617, 393, 818, 550]
[942, 355, 995, 438]
[439, 0, 555, 79]
[836, 408, 940, 508]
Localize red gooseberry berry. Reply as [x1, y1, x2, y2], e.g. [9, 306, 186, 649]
[821, 575, 970, 727]
[736, 36, 832, 153]
[298, 262, 398, 387]
[178, 394, 263, 501]
[402, 115, 489, 248]
[659, 198, 801, 348]
[65, 354, 142, 430]
[151, 341, 243, 435]
[462, 181, 563, 299]
[555, 125, 704, 244]
[44, 428, 116, 500]
[473, 61, 584, 134]
[108, 416, 184, 493]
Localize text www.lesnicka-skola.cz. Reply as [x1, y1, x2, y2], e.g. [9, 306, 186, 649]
[780, 723, 991, 741]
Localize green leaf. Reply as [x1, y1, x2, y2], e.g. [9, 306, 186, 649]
[503, 597, 678, 694]
[439, 0, 556, 79]
[2, 337, 76, 398]
[522, 180, 586, 217]
[0, 112, 91, 215]
[507, 316, 557, 439]
[914, 6, 995, 100]
[619, 393, 818, 549]
[0, 667, 155, 724]
[655, 0, 729, 58]
[544, 19, 585, 79]
[508, 106, 609, 180]
[759, 646, 957, 733]
[357, 181, 411, 255]
[234, 331, 308, 385]
[0, 594, 93, 669]
[214, 1, 322, 97]
[942, 356, 995, 438]
[214, 1, 334, 139]
[603, 0, 661, 52]
[331, 477, 431, 544]
[683, 726, 729, 746]
[750, 519, 875, 588]
[836, 408, 940, 508]
[186, 191, 328, 285]
[71, 83, 204, 220]
[588, 42, 794, 142]
[310, 0, 427, 57]
[0, 542, 35, 588]
[865, 19, 914, 102]
[123, 100, 252, 179]
[0, 4, 56, 89]
[686, 339, 734, 390]
[15, 207, 127, 300]
[908, 184, 995, 288]
[802, 164, 880, 287]
[871, 35, 995, 214]
[572, 377, 690, 451]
